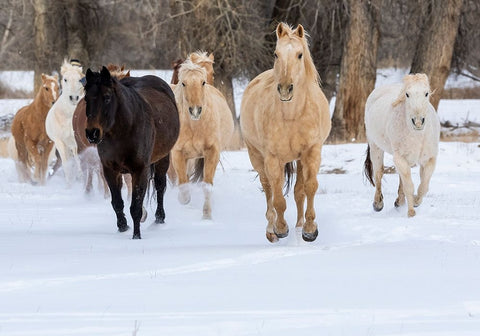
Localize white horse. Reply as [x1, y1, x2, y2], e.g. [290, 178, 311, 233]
[364, 73, 440, 217]
[45, 60, 84, 186]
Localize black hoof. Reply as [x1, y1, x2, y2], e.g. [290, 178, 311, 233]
[302, 228, 318, 242]
[118, 225, 130, 233]
[132, 233, 141, 239]
[155, 217, 165, 224]
[274, 226, 289, 239]
[373, 202, 384, 212]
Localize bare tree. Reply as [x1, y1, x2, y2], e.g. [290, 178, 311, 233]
[410, 0, 464, 110]
[330, 0, 380, 143]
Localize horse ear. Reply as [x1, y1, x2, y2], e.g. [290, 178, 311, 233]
[125, 70, 131, 77]
[100, 66, 112, 87]
[190, 53, 199, 64]
[276, 22, 288, 39]
[86, 68, 94, 83]
[295, 24, 305, 38]
[41, 73, 47, 82]
[208, 53, 214, 62]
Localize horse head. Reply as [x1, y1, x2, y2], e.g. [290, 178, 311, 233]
[273, 23, 313, 102]
[60, 59, 85, 105]
[178, 60, 208, 121]
[394, 73, 432, 131]
[188, 51, 215, 85]
[84, 66, 117, 144]
[40, 73, 60, 107]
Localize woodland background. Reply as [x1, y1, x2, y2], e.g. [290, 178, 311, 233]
[0, 0, 479, 143]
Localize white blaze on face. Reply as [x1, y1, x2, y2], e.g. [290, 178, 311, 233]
[51, 82, 57, 101]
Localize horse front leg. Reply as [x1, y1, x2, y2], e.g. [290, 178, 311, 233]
[153, 155, 170, 223]
[300, 145, 322, 242]
[393, 153, 415, 217]
[415, 157, 436, 207]
[201, 146, 220, 219]
[130, 168, 148, 239]
[171, 150, 190, 204]
[265, 155, 288, 240]
[103, 166, 129, 232]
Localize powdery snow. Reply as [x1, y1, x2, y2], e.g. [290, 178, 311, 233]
[0, 142, 479, 335]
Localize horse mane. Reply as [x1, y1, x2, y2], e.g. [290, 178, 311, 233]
[61, 58, 83, 75]
[392, 73, 431, 107]
[106, 63, 130, 79]
[277, 22, 320, 86]
[188, 51, 214, 65]
[178, 59, 207, 82]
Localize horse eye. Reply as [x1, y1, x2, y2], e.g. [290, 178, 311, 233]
[274, 53, 278, 59]
[181, 82, 185, 87]
[202, 81, 206, 86]
[104, 95, 111, 104]
[405, 93, 409, 98]
[298, 53, 303, 59]
[64, 78, 67, 82]
[425, 92, 429, 97]
[45, 87, 49, 91]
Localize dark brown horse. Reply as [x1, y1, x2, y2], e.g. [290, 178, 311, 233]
[170, 58, 184, 85]
[73, 64, 130, 197]
[84, 66, 179, 239]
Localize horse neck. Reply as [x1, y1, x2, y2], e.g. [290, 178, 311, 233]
[33, 89, 52, 117]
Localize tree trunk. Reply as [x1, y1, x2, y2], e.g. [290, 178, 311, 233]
[33, 0, 63, 93]
[329, 0, 379, 143]
[410, 0, 464, 110]
[64, 0, 89, 66]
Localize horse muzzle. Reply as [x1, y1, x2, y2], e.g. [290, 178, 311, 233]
[188, 106, 202, 120]
[86, 128, 102, 144]
[411, 117, 425, 131]
[277, 83, 293, 102]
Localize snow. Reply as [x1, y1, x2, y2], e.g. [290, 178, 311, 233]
[1, 69, 480, 335]
[1, 141, 480, 335]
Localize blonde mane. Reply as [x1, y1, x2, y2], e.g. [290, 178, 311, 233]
[178, 59, 207, 83]
[392, 73, 431, 107]
[188, 51, 214, 65]
[276, 23, 320, 86]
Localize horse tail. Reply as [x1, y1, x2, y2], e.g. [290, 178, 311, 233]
[364, 144, 375, 186]
[190, 158, 204, 183]
[284, 161, 296, 195]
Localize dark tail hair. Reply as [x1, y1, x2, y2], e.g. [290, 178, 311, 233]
[284, 161, 295, 195]
[190, 158, 204, 183]
[364, 145, 375, 186]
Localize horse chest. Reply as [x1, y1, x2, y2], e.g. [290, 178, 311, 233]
[264, 119, 316, 159]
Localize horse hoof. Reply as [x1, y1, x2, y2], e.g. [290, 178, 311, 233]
[132, 233, 141, 239]
[394, 199, 403, 208]
[118, 225, 130, 233]
[155, 217, 165, 224]
[274, 226, 289, 239]
[408, 209, 416, 217]
[302, 228, 318, 242]
[266, 231, 279, 243]
[373, 202, 384, 212]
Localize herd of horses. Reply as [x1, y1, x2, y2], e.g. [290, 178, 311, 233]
[5, 23, 440, 241]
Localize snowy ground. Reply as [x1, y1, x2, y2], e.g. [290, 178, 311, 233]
[1, 141, 480, 335]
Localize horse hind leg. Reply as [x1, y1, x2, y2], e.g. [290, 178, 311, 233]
[153, 156, 170, 224]
[369, 143, 385, 212]
[415, 157, 436, 207]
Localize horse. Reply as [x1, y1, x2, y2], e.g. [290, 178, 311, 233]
[72, 64, 131, 198]
[171, 59, 234, 219]
[45, 59, 85, 186]
[84, 66, 179, 239]
[364, 73, 440, 217]
[240, 23, 331, 243]
[10, 74, 60, 184]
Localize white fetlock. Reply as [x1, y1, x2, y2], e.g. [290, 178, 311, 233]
[178, 183, 191, 205]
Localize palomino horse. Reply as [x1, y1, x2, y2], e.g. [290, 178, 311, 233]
[84, 66, 179, 239]
[10, 74, 60, 184]
[171, 59, 234, 219]
[72, 64, 131, 198]
[45, 60, 84, 186]
[240, 23, 331, 242]
[364, 73, 440, 217]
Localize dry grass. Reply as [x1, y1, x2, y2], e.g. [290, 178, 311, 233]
[442, 86, 480, 99]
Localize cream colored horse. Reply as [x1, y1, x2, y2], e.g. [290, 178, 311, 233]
[240, 23, 331, 243]
[364, 73, 440, 217]
[171, 59, 234, 219]
[45, 60, 84, 186]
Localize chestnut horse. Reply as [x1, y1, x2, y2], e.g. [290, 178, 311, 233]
[240, 23, 331, 243]
[73, 64, 131, 198]
[11, 74, 60, 184]
[84, 66, 179, 239]
[171, 59, 234, 219]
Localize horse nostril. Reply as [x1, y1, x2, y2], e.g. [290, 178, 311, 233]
[198, 106, 202, 115]
[277, 84, 281, 93]
[421, 117, 425, 125]
[85, 128, 100, 143]
[411, 118, 416, 126]
[188, 107, 193, 115]
[288, 84, 293, 93]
